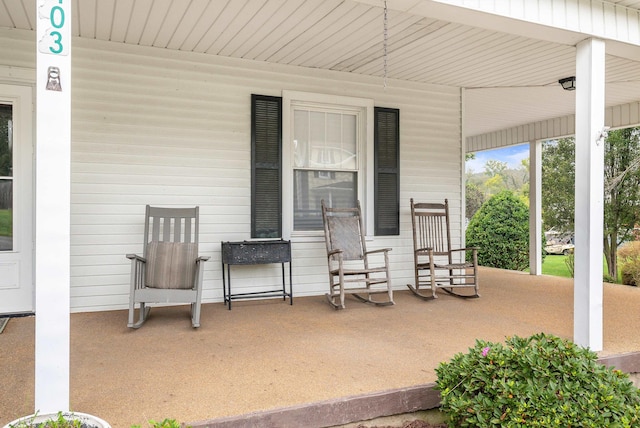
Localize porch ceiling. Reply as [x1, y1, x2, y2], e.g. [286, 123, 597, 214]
[3, 0, 640, 140]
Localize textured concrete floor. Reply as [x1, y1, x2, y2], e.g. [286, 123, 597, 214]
[2, 267, 640, 428]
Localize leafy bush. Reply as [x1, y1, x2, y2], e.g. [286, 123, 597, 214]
[131, 419, 189, 428]
[618, 241, 640, 286]
[9, 412, 82, 428]
[435, 333, 640, 427]
[564, 249, 575, 278]
[465, 190, 531, 270]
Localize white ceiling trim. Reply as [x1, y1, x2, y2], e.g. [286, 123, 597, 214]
[428, 0, 640, 47]
[467, 100, 640, 151]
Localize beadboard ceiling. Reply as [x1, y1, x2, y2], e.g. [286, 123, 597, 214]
[3, 0, 640, 141]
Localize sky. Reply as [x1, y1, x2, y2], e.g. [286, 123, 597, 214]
[466, 143, 529, 173]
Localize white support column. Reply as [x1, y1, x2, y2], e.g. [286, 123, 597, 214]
[529, 140, 542, 275]
[461, 88, 467, 246]
[574, 38, 605, 351]
[35, 0, 72, 412]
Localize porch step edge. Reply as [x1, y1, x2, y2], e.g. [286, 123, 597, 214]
[190, 351, 640, 428]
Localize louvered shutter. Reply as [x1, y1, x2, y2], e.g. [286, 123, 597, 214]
[251, 95, 282, 238]
[374, 107, 400, 236]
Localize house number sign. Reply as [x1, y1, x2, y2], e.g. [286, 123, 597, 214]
[37, 0, 69, 56]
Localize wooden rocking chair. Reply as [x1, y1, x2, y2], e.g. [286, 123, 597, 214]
[321, 199, 394, 309]
[126, 205, 209, 328]
[407, 198, 479, 299]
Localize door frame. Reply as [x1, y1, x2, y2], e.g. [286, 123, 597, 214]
[0, 82, 34, 315]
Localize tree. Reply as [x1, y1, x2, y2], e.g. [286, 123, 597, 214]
[484, 159, 507, 177]
[541, 138, 575, 234]
[603, 128, 640, 279]
[541, 129, 640, 280]
[466, 151, 530, 221]
[465, 182, 485, 220]
[466, 190, 531, 271]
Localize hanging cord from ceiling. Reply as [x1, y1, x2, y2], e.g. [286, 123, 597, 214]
[383, 0, 388, 89]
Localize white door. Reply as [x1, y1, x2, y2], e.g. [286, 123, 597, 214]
[0, 84, 34, 314]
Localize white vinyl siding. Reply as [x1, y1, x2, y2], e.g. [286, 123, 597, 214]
[0, 27, 462, 312]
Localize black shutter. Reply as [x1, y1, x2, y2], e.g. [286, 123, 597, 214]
[251, 95, 282, 238]
[374, 107, 400, 236]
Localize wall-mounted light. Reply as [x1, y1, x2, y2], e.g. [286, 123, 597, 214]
[559, 76, 576, 91]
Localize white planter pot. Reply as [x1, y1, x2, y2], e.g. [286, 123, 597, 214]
[3, 412, 110, 428]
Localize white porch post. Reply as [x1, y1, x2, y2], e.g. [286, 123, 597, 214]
[35, 0, 72, 412]
[529, 139, 542, 275]
[574, 38, 605, 351]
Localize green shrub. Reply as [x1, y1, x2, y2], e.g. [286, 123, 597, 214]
[9, 412, 81, 428]
[564, 250, 575, 278]
[131, 419, 188, 428]
[465, 191, 531, 271]
[435, 333, 640, 427]
[618, 241, 640, 286]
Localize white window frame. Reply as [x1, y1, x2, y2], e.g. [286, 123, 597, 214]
[282, 90, 374, 240]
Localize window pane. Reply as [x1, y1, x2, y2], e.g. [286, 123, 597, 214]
[293, 170, 356, 231]
[0, 179, 12, 251]
[326, 113, 342, 149]
[293, 110, 309, 167]
[341, 114, 357, 169]
[297, 109, 358, 171]
[0, 105, 12, 251]
[310, 111, 325, 147]
[0, 104, 11, 177]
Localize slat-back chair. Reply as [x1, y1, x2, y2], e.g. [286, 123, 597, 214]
[321, 199, 394, 309]
[407, 198, 479, 299]
[126, 205, 210, 328]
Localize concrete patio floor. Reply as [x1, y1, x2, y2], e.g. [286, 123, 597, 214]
[2, 267, 640, 427]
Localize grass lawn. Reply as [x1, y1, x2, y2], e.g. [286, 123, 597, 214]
[542, 255, 573, 278]
[542, 254, 620, 282]
[0, 209, 11, 237]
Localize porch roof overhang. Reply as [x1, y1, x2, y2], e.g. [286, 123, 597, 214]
[4, 0, 640, 149]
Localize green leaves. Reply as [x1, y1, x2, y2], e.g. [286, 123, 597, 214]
[131, 419, 188, 428]
[435, 333, 640, 427]
[466, 190, 532, 271]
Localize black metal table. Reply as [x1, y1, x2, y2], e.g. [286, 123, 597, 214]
[221, 240, 293, 309]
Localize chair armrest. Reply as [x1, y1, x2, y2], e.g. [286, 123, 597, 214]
[126, 254, 146, 263]
[196, 256, 210, 262]
[328, 249, 342, 257]
[365, 248, 392, 255]
[450, 247, 478, 253]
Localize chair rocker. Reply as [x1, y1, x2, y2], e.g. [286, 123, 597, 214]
[126, 205, 209, 328]
[407, 198, 479, 299]
[321, 199, 394, 309]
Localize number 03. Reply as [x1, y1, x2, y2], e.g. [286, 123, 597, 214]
[48, 2, 65, 54]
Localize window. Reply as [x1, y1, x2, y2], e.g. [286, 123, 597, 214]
[292, 107, 360, 231]
[251, 92, 399, 239]
[0, 104, 12, 250]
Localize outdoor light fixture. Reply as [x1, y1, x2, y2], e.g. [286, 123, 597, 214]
[559, 76, 576, 91]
